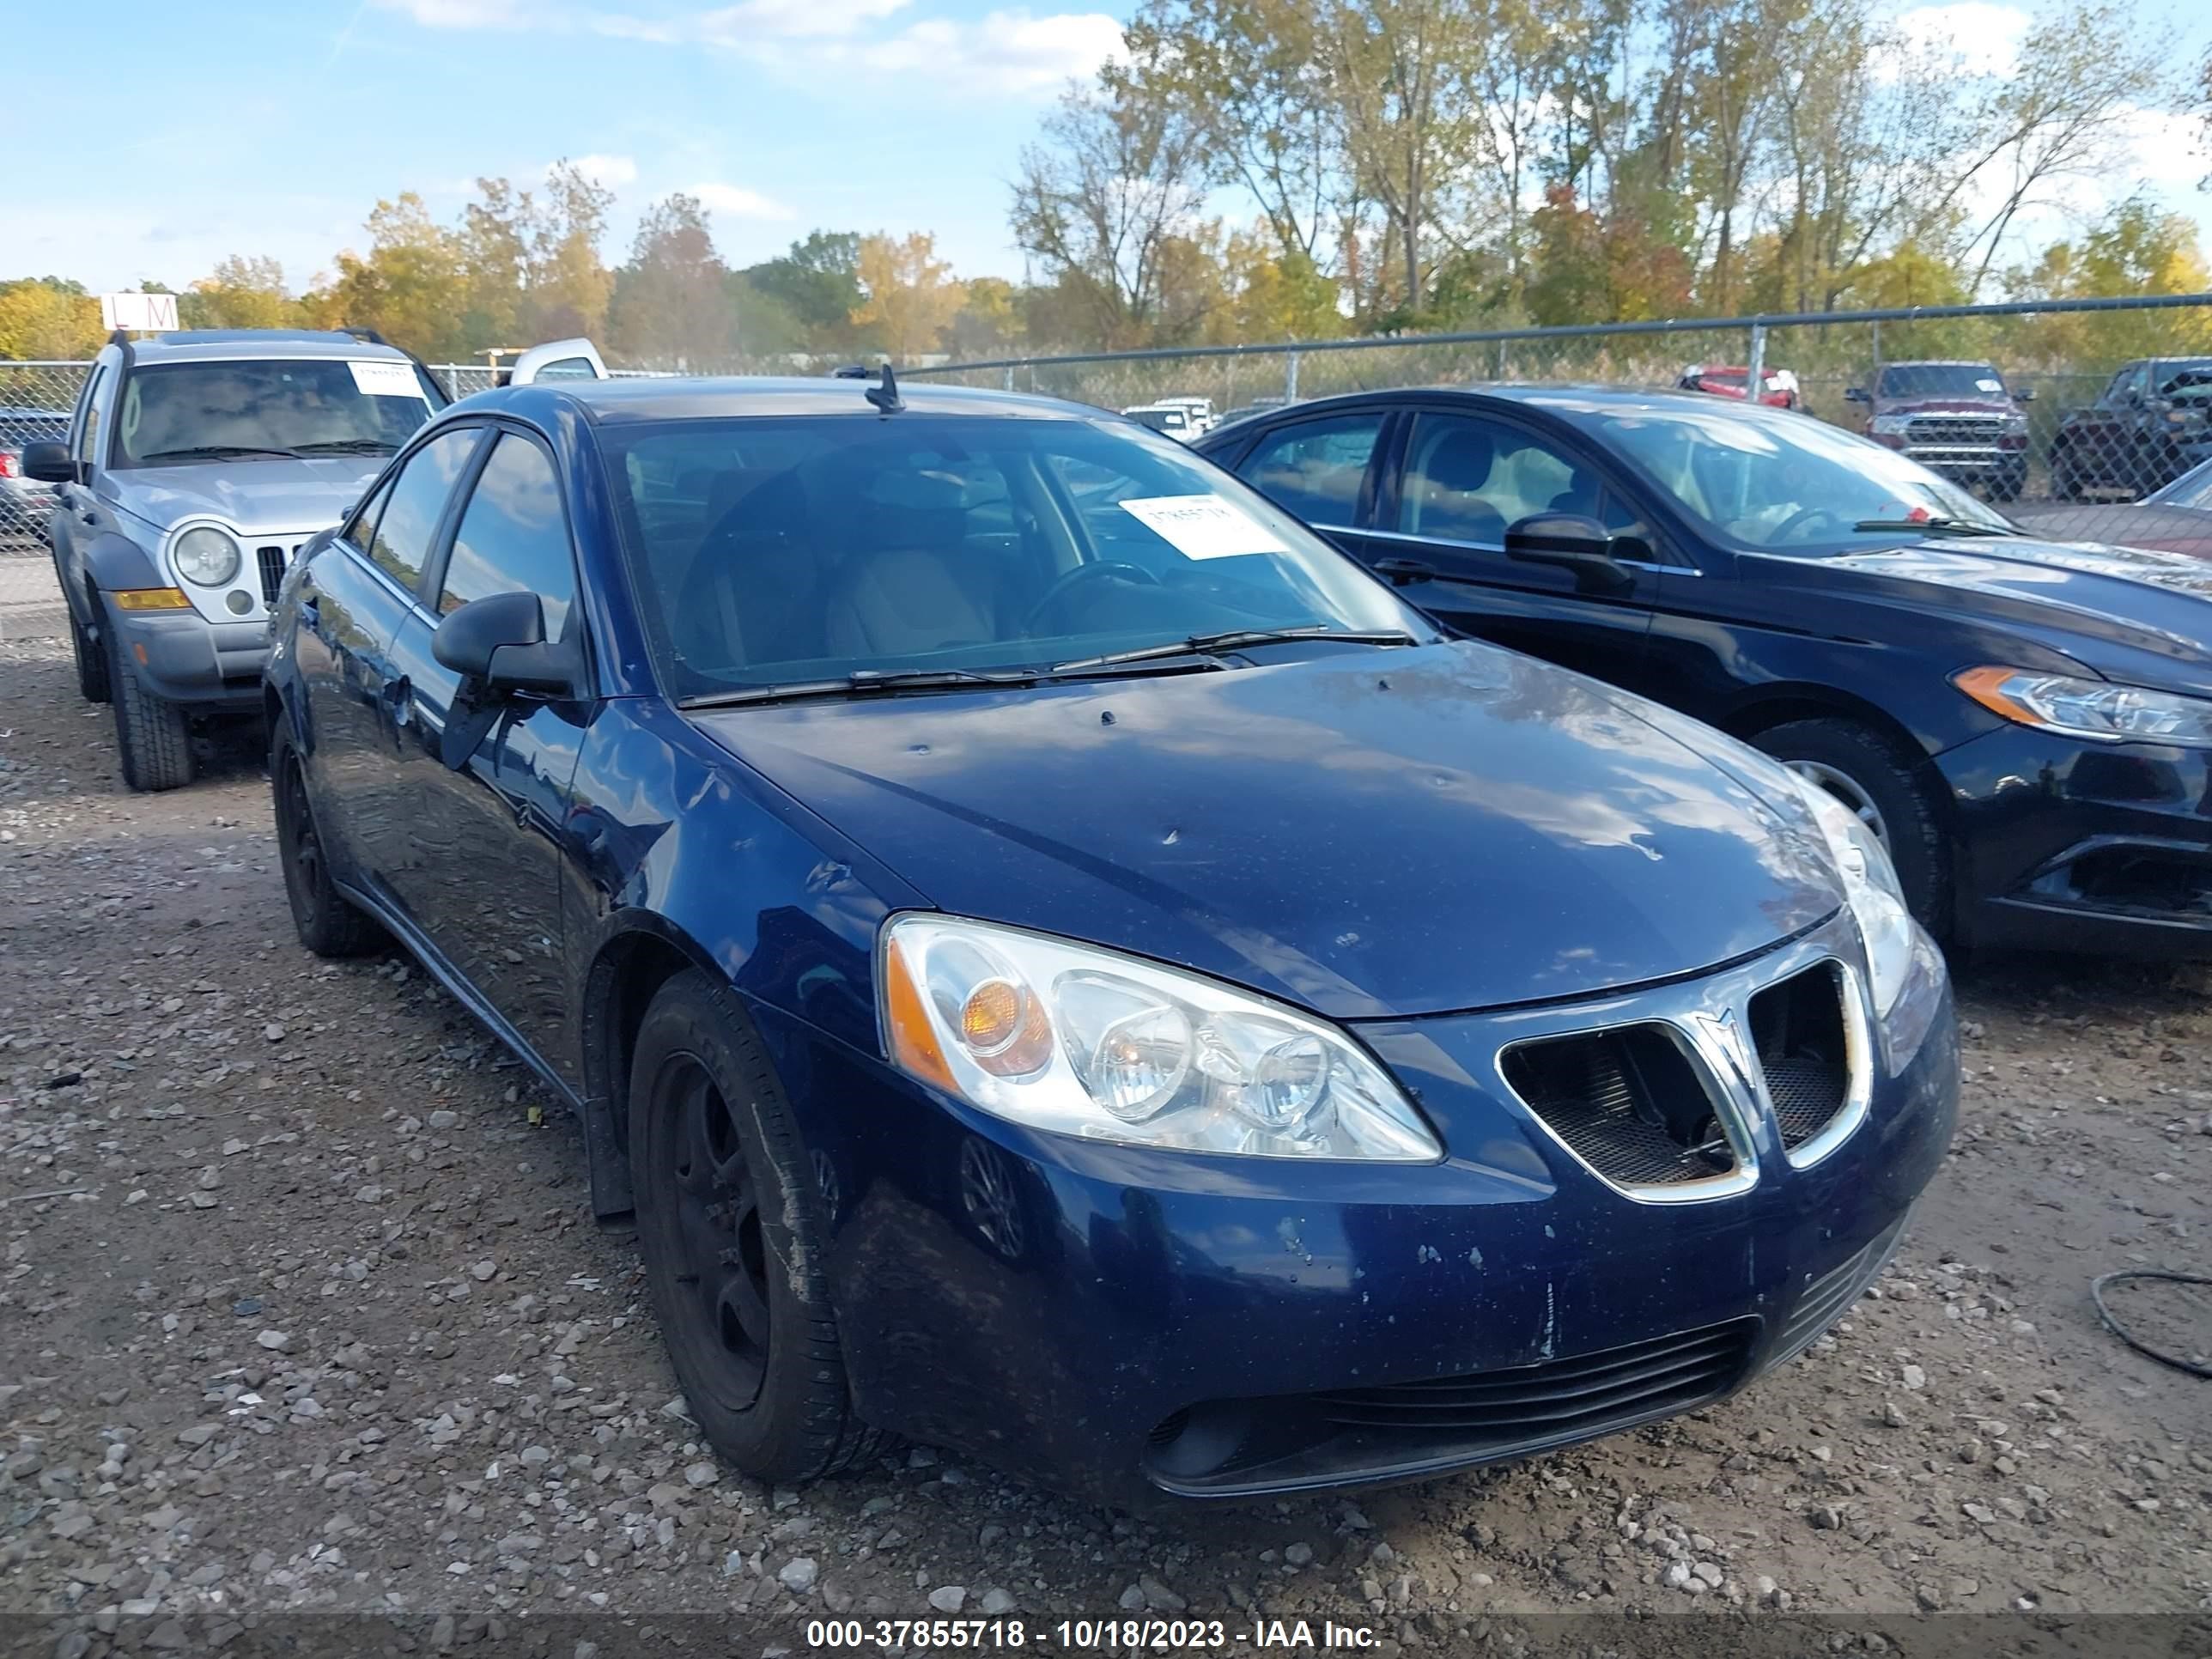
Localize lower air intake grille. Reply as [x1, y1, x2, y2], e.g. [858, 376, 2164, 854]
[256, 544, 288, 605]
[1777, 1215, 1909, 1359]
[1748, 963, 1850, 1151]
[1501, 1024, 1735, 1188]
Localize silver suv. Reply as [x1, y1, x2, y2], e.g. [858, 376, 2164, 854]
[26, 330, 599, 790]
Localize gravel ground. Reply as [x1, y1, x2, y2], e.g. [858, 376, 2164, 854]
[3, 632, 2210, 1657]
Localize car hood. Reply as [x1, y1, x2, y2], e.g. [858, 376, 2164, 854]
[2006, 505, 2212, 561]
[690, 641, 1842, 1021]
[106, 457, 386, 537]
[1752, 536, 2212, 691]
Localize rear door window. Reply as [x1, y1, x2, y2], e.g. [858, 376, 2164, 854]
[367, 428, 480, 595]
[1233, 415, 1384, 527]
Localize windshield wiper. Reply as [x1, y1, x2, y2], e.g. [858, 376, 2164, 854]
[1850, 517, 2021, 538]
[135, 444, 300, 463]
[1052, 627, 1420, 674]
[678, 666, 1040, 710]
[291, 439, 398, 456]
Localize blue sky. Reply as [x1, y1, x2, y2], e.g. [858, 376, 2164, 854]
[3, 0, 2208, 300]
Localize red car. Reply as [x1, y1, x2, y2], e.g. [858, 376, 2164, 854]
[1675, 364, 1801, 409]
[2007, 456, 2212, 558]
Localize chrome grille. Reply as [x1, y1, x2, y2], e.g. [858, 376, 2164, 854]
[255, 544, 288, 605]
[1749, 963, 1851, 1152]
[1906, 416, 2005, 446]
[1500, 1025, 1738, 1189]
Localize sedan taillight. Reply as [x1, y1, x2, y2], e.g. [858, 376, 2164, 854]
[0, 451, 17, 479]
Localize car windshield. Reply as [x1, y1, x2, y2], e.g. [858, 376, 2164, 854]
[113, 360, 441, 467]
[605, 413, 1422, 698]
[2155, 360, 2212, 395]
[1590, 403, 2015, 550]
[1876, 363, 2008, 399]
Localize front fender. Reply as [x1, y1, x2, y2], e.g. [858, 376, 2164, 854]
[82, 531, 169, 598]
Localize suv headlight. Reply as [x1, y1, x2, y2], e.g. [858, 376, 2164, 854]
[1793, 777, 1915, 1016]
[1955, 666, 2212, 748]
[172, 526, 242, 587]
[1869, 414, 1912, 436]
[878, 915, 1441, 1162]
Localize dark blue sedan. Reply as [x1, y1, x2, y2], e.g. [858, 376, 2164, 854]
[263, 374, 1958, 1504]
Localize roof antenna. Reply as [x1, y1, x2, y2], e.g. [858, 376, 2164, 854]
[865, 361, 904, 415]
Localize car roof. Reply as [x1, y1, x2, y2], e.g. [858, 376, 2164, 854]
[123, 330, 415, 366]
[1878, 359, 1999, 368]
[471, 376, 1117, 427]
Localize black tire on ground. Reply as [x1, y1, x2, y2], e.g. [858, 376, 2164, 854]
[1752, 717, 1950, 939]
[270, 724, 382, 957]
[70, 603, 110, 704]
[2049, 448, 2081, 501]
[629, 970, 891, 1484]
[105, 616, 192, 792]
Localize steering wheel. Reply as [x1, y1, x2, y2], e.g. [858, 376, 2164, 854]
[1022, 561, 1161, 633]
[1771, 505, 1850, 542]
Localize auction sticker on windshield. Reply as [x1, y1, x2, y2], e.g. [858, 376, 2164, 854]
[1120, 494, 1289, 559]
[349, 361, 423, 398]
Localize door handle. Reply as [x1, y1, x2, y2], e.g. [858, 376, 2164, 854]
[299, 596, 320, 629]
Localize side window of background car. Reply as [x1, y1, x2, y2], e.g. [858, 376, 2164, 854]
[438, 434, 574, 636]
[368, 428, 478, 594]
[1234, 415, 1383, 527]
[1398, 416, 1622, 550]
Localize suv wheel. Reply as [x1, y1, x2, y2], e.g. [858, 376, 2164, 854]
[1752, 718, 1949, 938]
[70, 604, 110, 704]
[106, 620, 193, 792]
[629, 970, 892, 1485]
[271, 726, 381, 957]
[2049, 447, 2081, 501]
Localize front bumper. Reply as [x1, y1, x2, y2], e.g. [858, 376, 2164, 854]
[787, 915, 1959, 1504]
[102, 601, 268, 709]
[1940, 724, 2212, 956]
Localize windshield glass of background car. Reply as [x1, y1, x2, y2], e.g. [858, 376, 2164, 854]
[605, 414, 1420, 696]
[1593, 404, 2013, 550]
[1875, 363, 2008, 399]
[113, 361, 438, 466]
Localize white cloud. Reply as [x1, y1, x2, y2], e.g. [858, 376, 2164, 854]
[1891, 2, 2030, 79]
[566, 153, 640, 188]
[2113, 105, 2210, 191]
[696, 0, 909, 42]
[842, 9, 1123, 94]
[373, 0, 538, 27]
[691, 182, 797, 221]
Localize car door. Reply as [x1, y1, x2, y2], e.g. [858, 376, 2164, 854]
[1226, 410, 1389, 551]
[295, 425, 487, 889]
[382, 428, 590, 1078]
[1364, 407, 1661, 684]
[52, 359, 116, 599]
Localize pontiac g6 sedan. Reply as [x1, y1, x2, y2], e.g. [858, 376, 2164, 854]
[264, 373, 1958, 1503]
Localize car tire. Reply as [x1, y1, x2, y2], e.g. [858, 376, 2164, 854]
[106, 619, 193, 792]
[629, 970, 892, 1486]
[70, 603, 110, 704]
[271, 726, 382, 957]
[2049, 448, 2080, 501]
[1751, 719, 1950, 939]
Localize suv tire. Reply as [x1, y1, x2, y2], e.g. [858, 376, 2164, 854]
[106, 619, 193, 792]
[1752, 718, 1949, 938]
[629, 970, 892, 1485]
[271, 726, 381, 957]
[70, 603, 111, 704]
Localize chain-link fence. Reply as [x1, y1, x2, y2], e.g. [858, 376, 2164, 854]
[6, 296, 2209, 637]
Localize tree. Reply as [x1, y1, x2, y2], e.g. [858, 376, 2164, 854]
[741, 233, 866, 352]
[179, 257, 295, 331]
[611, 194, 733, 368]
[1010, 82, 1211, 347]
[314, 193, 471, 359]
[458, 177, 535, 347]
[850, 232, 965, 360]
[1224, 230, 1346, 339]
[0, 278, 103, 359]
[529, 161, 616, 341]
[945, 276, 1026, 357]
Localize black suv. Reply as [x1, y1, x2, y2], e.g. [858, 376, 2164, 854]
[2048, 357, 2212, 501]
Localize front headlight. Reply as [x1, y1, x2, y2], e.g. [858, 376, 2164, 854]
[1869, 414, 1912, 435]
[1954, 665, 2212, 748]
[1793, 776, 1915, 1016]
[878, 915, 1441, 1162]
[172, 526, 241, 587]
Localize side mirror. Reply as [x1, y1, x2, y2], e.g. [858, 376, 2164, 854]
[1844, 387, 1869, 404]
[21, 441, 79, 484]
[2014, 386, 2034, 403]
[432, 589, 575, 695]
[1504, 514, 1635, 594]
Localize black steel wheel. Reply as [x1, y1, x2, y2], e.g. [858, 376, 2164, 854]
[629, 970, 892, 1482]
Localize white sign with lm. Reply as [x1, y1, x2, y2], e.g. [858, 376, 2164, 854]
[100, 293, 180, 333]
